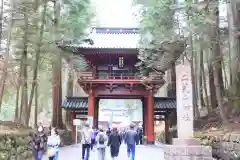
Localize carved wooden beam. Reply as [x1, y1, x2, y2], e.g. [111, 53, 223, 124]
[105, 84, 118, 92]
[125, 83, 134, 92]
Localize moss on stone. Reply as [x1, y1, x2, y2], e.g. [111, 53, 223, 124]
[0, 132, 32, 160]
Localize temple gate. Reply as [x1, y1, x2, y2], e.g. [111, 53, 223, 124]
[59, 27, 176, 144]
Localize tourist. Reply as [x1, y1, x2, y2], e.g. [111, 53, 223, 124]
[47, 127, 61, 160]
[106, 128, 111, 137]
[136, 127, 143, 145]
[107, 127, 121, 160]
[91, 127, 98, 151]
[32, 125, 47, 160]
[95, 128, 108, 160]
[81, 123, 92, 160]
[125, 124, 137, 160]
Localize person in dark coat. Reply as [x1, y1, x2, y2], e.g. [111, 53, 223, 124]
[30, 125, 47, 160]
[107, 127, 121, 160]
[106, 128, 111, 137]
[136, 127, 143, 145]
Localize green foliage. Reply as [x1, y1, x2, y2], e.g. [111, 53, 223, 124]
[139, 0, 175, 43]
[135, 0, 183, 75]
[1, 0, 94, 119]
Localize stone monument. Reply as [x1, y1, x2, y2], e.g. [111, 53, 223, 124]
[164, 64, 213, 160]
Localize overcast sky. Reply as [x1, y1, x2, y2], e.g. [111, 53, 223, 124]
[93, 0, 139, 27]
[93, 0, 227, 28]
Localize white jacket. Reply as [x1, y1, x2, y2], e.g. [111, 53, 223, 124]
[81, 127, 92, 144]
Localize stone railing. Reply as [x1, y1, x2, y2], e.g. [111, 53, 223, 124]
[196, 133, 240, 160]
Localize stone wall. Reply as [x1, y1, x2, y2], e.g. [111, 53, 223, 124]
[0, 129, 74, 160]
[196, 133, 240, 160]
[0, 133, 32, 160]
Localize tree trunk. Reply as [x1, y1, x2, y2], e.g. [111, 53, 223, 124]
[27, 0, 47, 125]
[210, 1, 227, 123]
[201, 49, 210, 113]
[197, 48, 205, 107]
[66, 65, 73, 129]
[227, 1, 240, 108]
[167, 63, 176, 97]
[202, 64, 211, 113]
[213, 62, 228, 124]
[34, 83, 38, 128]
[222, 60, 229, 89]
[52, 0, 64, 129]
[14, 61, 23, 122]
[0, 0, 13, 109]
[21, 9, 29, 126]
[189, 35, 200, 118]
[208, 63, 217, 109]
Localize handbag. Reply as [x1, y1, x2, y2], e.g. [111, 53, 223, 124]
[46, 147, 56, 157]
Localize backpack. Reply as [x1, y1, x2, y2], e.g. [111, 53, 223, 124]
[98, 134, 105, 145]
[83, 130, 91, 144]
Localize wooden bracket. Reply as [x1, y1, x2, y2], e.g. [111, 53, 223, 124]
[125, 83, 134, 92]
[105, 83, 117, 92]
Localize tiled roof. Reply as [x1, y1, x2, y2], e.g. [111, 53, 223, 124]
[154, 97, 176, 109]
[62, 97, 176, 110]
[62, 97, 88, 109]
[70, 27, 140, 49]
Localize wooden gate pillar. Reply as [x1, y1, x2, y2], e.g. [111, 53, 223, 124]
[88, 89, 95, 127]
[147, 94, 155, 144]
[165, 114, 170, 144]
[94, 99, 99, 129]
[71, 111, 76, 140]
[143, 97, 148, 137]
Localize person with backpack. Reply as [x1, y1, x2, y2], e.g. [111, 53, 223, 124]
[81, 123, 92, 160]
[95, 128, 108, 160]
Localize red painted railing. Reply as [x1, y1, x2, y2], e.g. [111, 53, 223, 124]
[79, 72, 141, 80]
[79, 72, 162, 80]
[95, 75, 141, 80]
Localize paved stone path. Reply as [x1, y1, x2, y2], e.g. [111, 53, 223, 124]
[51, 144, 164, 160]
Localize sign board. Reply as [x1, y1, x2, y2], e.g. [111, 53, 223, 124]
[176, 64, 194, 138]
[73, 119, 81, 126]
[76, 115, 88, 119]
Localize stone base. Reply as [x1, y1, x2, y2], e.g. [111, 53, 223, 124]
[164, 138, 213, 160]
[147, 140, 155, 145]
[173, 138, 201, 145]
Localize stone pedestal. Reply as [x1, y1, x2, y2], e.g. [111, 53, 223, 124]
[165, 65, 214, 159]
[164, 138, 213, 160]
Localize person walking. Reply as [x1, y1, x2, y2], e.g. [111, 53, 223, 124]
[95, 128, 108, 160]
[107, 127, 121, 160]
[91, 127, 98, 151]
[106, 128, 111, 137]
[125, 124, 137, 160]
[81, 123, 92, 160]
[138, 127, 143, 145]
[31, 125, 47, 160]
[47, 128, 61, 160]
